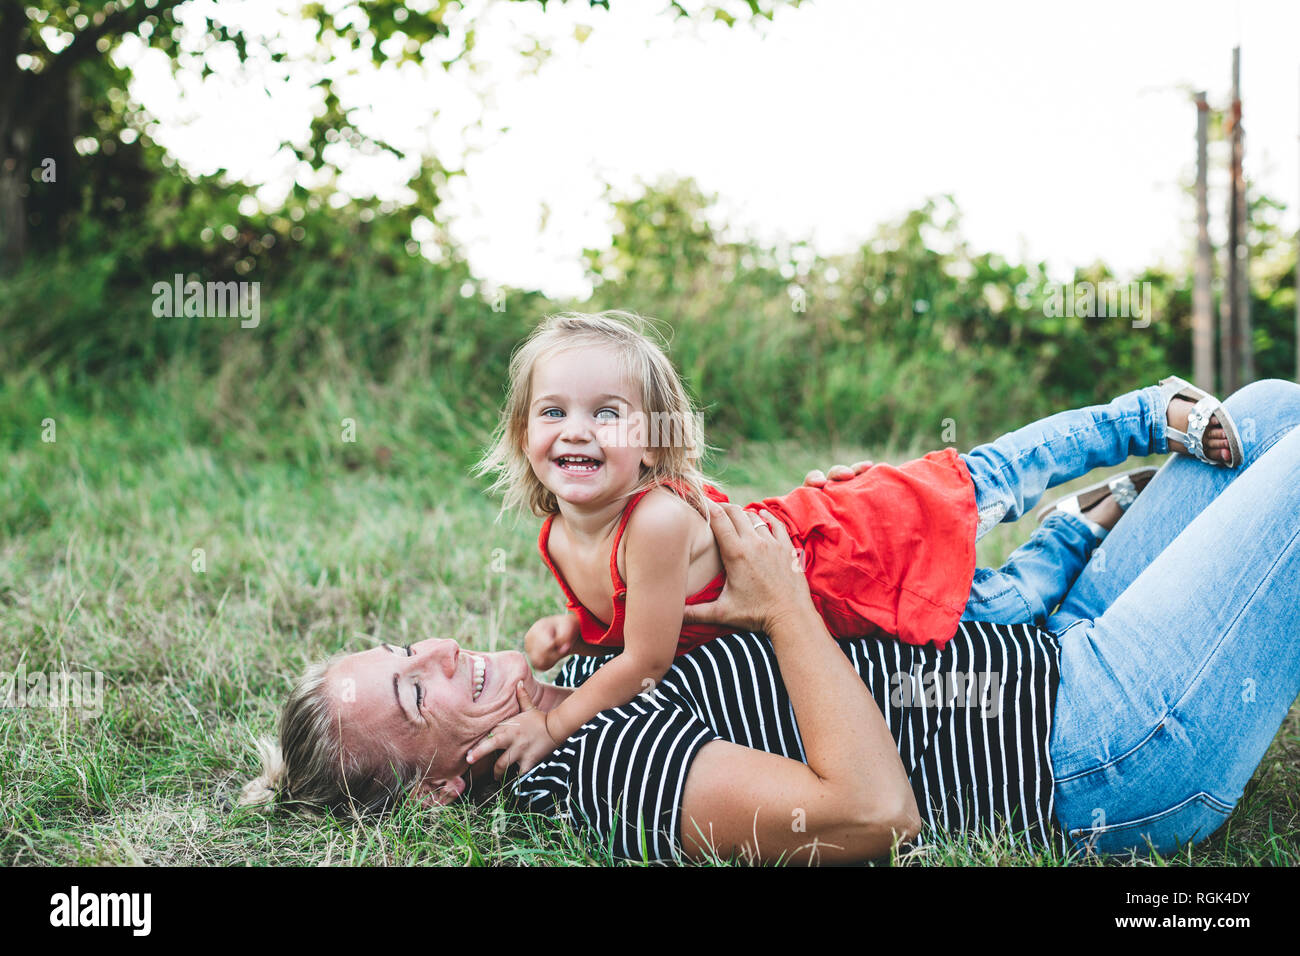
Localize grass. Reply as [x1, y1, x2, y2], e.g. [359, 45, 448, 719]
[1, 396, 1297, 867]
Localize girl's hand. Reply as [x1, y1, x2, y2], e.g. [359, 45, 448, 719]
[803, 460, 872, 488]
[525, 613, 579, 671]
[681, 503, 813, 635]
[466, 683, 559, 778]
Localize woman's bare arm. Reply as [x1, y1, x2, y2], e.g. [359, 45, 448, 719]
[678, 502, 922, 864]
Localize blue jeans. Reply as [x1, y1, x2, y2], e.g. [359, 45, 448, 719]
[959, 385, 1171, 626]
[1046, 378, 1300, 857]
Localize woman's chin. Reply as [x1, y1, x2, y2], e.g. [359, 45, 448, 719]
[482, 649, 528, 707]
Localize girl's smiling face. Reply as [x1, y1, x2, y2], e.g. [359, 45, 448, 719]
[525, 346, 656, 508]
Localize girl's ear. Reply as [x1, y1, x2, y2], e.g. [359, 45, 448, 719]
[411, 775, 467, 807]
[641, 447, 659, 468]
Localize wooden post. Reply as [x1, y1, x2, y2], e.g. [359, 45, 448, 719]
[1235, 50, 1253, 385]
[1193, 91, 1215, 391]
[1220, 48, 1243, 396]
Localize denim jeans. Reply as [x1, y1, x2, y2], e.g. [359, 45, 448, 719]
[1045, 378, 1300, 857]
[963, 513, 1103, 625]
[958, 384, 1170, 626]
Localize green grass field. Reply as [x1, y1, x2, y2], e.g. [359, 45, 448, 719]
[2, 404, 1297, 866]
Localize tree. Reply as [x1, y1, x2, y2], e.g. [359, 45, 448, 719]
[0, 0, 805, 271]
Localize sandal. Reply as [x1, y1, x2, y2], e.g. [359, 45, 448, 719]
[1157, 375, 1243, 468]
[1034, 466, 1159, 525]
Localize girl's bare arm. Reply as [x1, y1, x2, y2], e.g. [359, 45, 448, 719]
[542, 492, 695, 742]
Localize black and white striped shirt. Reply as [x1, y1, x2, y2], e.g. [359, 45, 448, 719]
[510, 622, 1067, 862]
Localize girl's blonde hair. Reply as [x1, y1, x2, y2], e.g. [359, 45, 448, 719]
[237, 656, 425, 815]
[475, 310, 716, 519]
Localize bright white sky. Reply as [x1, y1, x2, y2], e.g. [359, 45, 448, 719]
[120, 0, 1300, 299]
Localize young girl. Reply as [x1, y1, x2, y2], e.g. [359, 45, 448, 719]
[470, 310, 1240, 774]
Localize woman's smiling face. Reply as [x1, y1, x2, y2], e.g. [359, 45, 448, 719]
[325, 638, 536, 804]
[525, 345, 656, 508]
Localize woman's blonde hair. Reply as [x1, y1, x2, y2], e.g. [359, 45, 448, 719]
[237, 656, 424, 815]
[475, 310, 716, 519]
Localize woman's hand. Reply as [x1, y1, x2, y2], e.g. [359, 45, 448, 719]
[524, 613, 580, 671]
[678, 507, 921, 865]
[803, 460, 872, 488]
[681, 502, 813, 635]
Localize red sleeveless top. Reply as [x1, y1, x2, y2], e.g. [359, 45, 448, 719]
[537, 479, 733, 657]
[537, 449, 978, 653]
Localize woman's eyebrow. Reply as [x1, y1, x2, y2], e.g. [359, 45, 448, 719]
[392, 674, 410, 722]
[382, 646, 417, 721]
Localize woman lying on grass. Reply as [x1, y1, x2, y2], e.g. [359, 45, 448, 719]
[241, 376, 1300, 864]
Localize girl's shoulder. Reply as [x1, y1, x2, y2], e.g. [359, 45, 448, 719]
[640, 477, 729, 515]
[616, 484, 716, 584]
[626, 483, 705, 530]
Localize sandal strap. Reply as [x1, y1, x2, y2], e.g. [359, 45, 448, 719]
[1107, 475, 1140, 510]
[1165, 425, 1198, 459]
[1157, 375, 1238, 467]
[1052, 495, 1109, 539]
[1184, 395, 1220, 453]
[1167, 395, 1220, 463]
[1157, 375, 1193, 405]
[1036, 465, 1158, 526]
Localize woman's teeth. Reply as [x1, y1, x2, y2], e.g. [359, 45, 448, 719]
[472, 656, 485, 701]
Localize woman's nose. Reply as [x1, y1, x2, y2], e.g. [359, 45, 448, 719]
[436, 640, 458, 679]
[416, 638, 459, 679]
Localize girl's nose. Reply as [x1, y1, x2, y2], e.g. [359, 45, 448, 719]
[559, 417, 593, 442]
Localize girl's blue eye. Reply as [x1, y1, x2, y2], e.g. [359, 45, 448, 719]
[541, 407, 618, 420]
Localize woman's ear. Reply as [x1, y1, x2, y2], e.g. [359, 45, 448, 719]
[411, 774, 467, 807]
